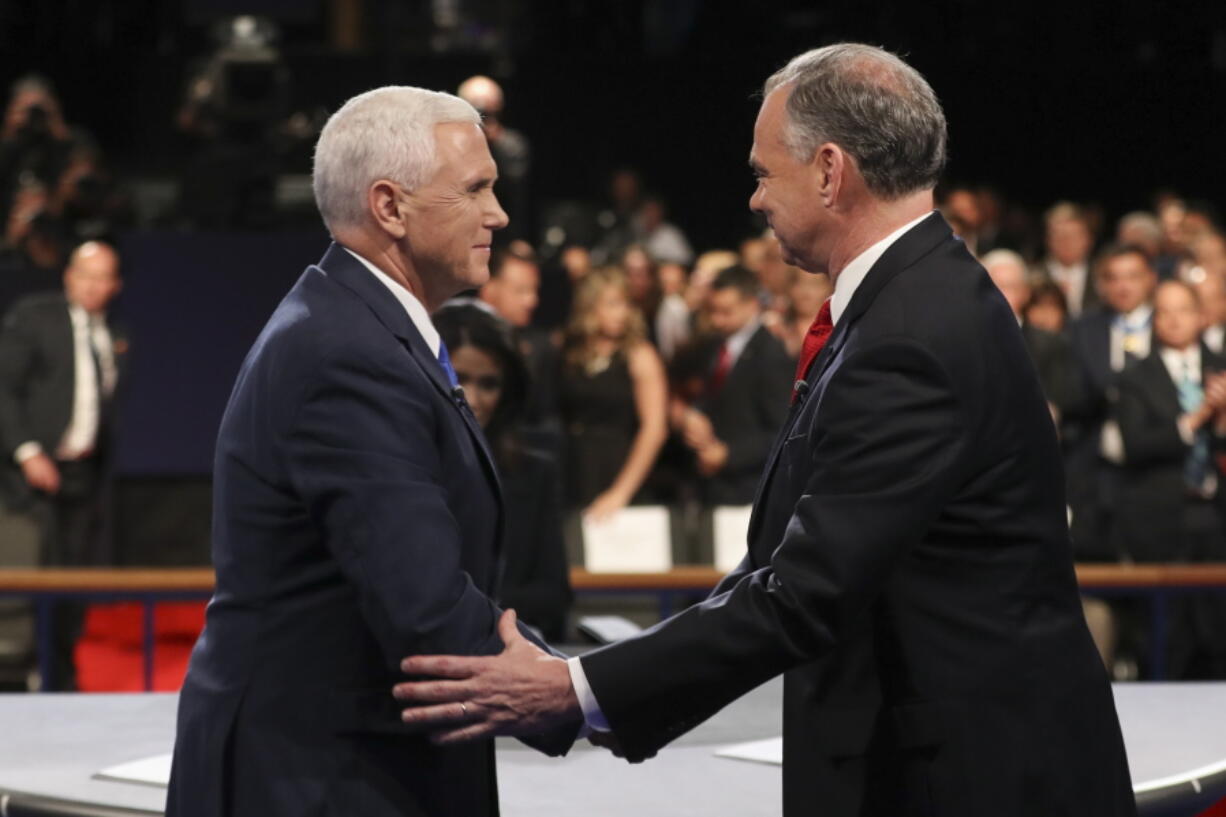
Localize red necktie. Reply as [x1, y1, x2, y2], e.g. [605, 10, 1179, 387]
[792, 299, 833, 402]
[708, 342, 732, 395]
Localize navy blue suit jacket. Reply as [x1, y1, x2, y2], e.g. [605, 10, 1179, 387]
[167, 243, 571, 817]
[580, 214, 1134, 817]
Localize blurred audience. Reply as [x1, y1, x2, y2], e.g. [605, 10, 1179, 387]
[654, 261, 691, 362]
[1039, 202, 1099, 317]
[0, 241, 125, 689]
[1114, 280, 1226, 677]
[983, 248, 1079, 419]
[1022, 280, 1070, 334]
[5, 53, 1226, 683]
[671, 265, 792, 506]
[636, 194, 693, 266]
[434, 305, 571, 641]
[559, 268, 667, 519]
[458, 75, 532, 242]
[1064, 244, 1158, 562]
[621, 244, 662, 342]
[477, 243, 559, 435]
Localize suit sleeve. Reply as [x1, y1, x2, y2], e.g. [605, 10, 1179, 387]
[579, 339, 967, 760]
[0, 302, 40, 457]
[283, 347, 512, 665]
[1114, 370, 1186, 466]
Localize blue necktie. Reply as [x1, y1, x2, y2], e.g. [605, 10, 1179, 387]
[1175, 359, 1211, 493]
[436, 341, 460, 389]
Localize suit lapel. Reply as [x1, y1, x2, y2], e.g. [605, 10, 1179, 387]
[1140, 352, 1182, 419]
[315, 243, 505, 515]
[745, 212, 954, 548]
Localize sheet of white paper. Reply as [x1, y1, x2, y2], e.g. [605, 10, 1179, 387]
[94, 753, 173, 787]
[715, 737, 783, 766]
[712, 505, 753, 572]
[582, 506, 672, 573]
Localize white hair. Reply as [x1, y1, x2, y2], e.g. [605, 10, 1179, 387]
[980, 248, 1028, 278]
[312, 86, 480, 234]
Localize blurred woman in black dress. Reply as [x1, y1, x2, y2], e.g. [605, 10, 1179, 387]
[560, 267, 668, 519]
[434, 305, 572, 641]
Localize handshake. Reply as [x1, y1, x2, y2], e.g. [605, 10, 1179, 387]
[393, 609, 651, 761]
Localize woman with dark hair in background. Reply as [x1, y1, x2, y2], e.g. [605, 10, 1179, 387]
[560, 267, 668, 520]
[434, 305, 572, 641]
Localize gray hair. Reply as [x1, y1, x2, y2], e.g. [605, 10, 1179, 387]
[312, 86, 480, 233]
[763, 43, 947, 199]
[980, 248, 1028, 277]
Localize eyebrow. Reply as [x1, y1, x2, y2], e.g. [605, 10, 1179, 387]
[466, 174, 498, 191]
[748, 157, 766, 175]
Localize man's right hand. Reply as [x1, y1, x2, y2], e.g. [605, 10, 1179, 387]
[21, 453, 60, 494]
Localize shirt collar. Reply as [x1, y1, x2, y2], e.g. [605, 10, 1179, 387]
[725, 315, 762, 360]
[1113, 303, 1153, 331]
[1160, 343, 1201, 376]
[343, 247, 440, 356]
[830, 211, 933, 325]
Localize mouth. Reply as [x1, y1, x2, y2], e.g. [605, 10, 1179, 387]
[472, 243, 492, 252]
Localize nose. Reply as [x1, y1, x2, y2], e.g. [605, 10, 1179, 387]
[749, 184, 764, 214]
[487, 192, 509, 231]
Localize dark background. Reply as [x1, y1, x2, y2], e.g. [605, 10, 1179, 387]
[3, 0, 1225, 249]
[2, 0, 1224, 560]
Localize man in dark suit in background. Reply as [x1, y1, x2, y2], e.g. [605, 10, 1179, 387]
[674, 264, 793, 506]
[1064, 245, 1157, 562]
[166, 86, 575, 817]
[396, 44, 1134, 817]
[1115, 280, 1226, 677]
[0, 240, 124, 690]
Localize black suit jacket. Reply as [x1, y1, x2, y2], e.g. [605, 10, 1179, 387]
[1063, 307, 1154, 559]
[166, 244, 572, 817]
[580, 214, 1133, 817]
[498, 447, 572, 641]
[695, 324, 794, 505]
[0, 291, 127, 506]
[1114, 345, 1226, 562]
[1020, 323, 1080, 416]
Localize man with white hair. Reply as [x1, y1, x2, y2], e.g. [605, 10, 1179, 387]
[982, 247, 1079, 416]
[396, 45, 1134, 816]
[166, 86, 575, 817]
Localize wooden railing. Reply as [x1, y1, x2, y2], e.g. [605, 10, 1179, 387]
[2, 564, 1226, 688]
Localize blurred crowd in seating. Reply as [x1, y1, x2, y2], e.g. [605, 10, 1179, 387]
[1, 72, 1225, 686]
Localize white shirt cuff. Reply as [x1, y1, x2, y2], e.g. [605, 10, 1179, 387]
[1098, 420, 1125, 465]
[566, 656, 611, 733]
[1176, 415, 1196, 446]
[13, 441, 43, 465]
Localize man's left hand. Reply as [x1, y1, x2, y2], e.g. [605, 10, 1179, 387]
[696, 439, 729, 475]
[394, 609, 582, 744]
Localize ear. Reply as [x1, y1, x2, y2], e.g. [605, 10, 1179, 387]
[368, 179, 407, 240]
[813, 143, 846, 206]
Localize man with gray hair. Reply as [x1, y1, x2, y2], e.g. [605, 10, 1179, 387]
[396, 45, 1134, 816]
[166, 85, 576, 817]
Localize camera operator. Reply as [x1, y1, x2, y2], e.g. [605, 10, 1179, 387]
[0, 76, 79, 226]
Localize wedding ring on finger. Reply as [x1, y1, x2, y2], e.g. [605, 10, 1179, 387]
[460, 702, 469, 716]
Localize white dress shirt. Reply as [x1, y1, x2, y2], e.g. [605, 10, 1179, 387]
[1161, 344, 1204, 446]
[344, 247, 440, 356]
[14, 303, 116, 465]
[567, 211, 935, 732]
[1047, 261, 1090, 317]
[830, 211, 932, 326]
[1108, 304, 1153, 373]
